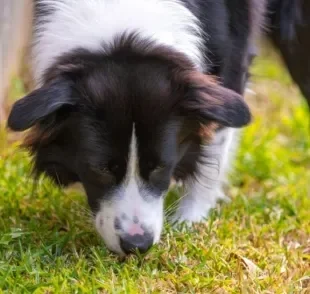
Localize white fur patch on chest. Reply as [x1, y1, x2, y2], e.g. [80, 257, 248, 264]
[33, 0, 204, 83]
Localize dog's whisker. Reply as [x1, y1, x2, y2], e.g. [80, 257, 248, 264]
[165, 192, 189, 217]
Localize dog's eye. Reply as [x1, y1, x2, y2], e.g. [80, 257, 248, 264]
[147, 161, 157, 171]
[109, 162, 120, 174]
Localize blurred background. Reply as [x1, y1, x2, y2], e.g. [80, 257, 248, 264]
[0, 0, 33, 125]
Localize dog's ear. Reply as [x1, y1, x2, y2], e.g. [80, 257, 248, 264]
[8, 77, 76, 131]
[179, 72, 251, 127]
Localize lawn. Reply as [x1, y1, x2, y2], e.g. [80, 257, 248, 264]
[0, 47, 309, 293]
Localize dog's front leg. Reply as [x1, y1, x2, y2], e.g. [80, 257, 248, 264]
[170, 127, 240, 224]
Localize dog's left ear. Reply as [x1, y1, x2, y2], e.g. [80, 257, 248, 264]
[179, 72, 251, 128]
[8, 77, 76, 131]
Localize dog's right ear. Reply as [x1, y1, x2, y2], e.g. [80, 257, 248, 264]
[8, 77, 76, 131]
[177, 71, 251, 128]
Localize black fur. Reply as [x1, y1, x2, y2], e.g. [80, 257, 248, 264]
[182, 0, 263, 94]
[267, 0, 310, 107]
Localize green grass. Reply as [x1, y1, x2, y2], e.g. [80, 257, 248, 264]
[1, 49, 310, 293]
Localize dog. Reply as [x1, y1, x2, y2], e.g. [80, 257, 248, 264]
[8, 0, 295, 256]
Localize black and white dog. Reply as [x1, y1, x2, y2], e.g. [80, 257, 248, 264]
[7, 0, 306, 256]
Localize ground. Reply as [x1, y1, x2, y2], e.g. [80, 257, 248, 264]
[0, 47, 309, 293]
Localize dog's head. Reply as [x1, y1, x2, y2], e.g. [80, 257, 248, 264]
[8, 37, 251, 255]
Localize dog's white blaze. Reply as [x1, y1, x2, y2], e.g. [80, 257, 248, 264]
[122, 126, 164, 241]
[95, 125, 164, 255]
[33, 0, 204, 84]
[127, 126, 138, 180]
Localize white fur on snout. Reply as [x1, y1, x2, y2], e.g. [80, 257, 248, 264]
[95, 126, 164, 255]
[95, 205, 124, 255]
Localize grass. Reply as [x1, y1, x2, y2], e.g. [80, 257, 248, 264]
[0, 48, 310, 293]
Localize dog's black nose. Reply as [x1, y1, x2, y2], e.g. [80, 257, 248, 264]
[120, 233, 153, 254]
